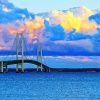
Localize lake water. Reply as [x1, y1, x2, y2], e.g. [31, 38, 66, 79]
[0, 72, 100, 100]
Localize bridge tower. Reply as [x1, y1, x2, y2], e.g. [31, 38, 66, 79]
[37, 43, 43, 72]
[16, 33, 24, 72]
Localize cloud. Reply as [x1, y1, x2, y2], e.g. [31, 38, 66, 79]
[44, 20, 65, 41]
[59, 56, 92, 62]
[45, 56, 100, 64]
[47, 7, 99, 35]
[0, 0, 100, 56]
[0, 0, 35, 23]
[89, 12, 100, 25]
[51, 39, 94, 54]
[3, 7, 11, 12]
[25, 16, 44, 40]
[66, 39, 94, 52]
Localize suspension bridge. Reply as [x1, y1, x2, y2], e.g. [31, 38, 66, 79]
[0, 33, 51, 73]
[0, 32, 100, 73]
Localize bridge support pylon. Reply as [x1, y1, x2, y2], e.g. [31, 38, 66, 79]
[37, 44, 43, 72]
[16, 33, 24, 73]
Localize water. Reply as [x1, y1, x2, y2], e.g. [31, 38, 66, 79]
[0, 72, 100, 100]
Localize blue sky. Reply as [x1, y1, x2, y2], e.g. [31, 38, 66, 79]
[8, 0, 100, 13]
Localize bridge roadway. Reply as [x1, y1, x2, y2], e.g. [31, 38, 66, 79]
[1, 60, 100, 72]
[0, 60, 51, 72]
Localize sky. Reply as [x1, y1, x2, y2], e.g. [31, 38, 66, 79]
[0, 0, 100, 65]
[0, 0, 100, 56]
[8, 0, 100, 13]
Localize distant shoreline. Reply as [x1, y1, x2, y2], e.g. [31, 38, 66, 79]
[2, 68, 100, 73]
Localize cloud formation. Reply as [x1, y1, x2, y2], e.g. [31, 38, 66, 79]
[47, 7, 99, 35]
[0, 0, 100, 55]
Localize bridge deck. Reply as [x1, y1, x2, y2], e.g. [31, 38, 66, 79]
[0, 60, 50, 69]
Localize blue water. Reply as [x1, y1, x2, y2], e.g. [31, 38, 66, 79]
[0, 72, 100, 100]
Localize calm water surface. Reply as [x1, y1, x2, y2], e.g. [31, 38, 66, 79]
[0, 72, 100, 100]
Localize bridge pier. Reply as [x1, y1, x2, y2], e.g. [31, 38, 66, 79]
[46, 68, 51, 72]
[16, 63, 24, 73]
[37, 66, 43, 72]
[0, 62, 4, 73]
[49, 68, 51, 72]
[0, 62, 9, 73]
[3, 65, 8, 72]
[16, 64, 18, 72]
[37, 67, 51, 72]
[21, 62, 24, 73]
